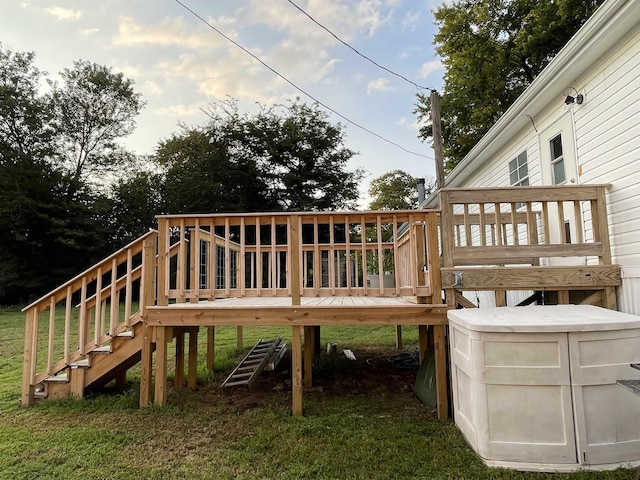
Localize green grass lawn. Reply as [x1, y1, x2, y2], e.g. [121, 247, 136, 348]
[0, 307, 636, 479]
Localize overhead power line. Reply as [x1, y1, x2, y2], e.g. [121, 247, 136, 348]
[174, 0, 434, 160]
[286, 0, 436, 92]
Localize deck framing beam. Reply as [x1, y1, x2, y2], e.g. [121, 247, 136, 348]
[146, 305, 448, 328]
[441, 265, 621, 290]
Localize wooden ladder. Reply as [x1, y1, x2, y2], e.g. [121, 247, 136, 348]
[221, 337, 283, 389]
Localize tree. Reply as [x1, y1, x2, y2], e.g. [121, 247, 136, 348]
[107, 169, 165, 246]
[415, 0, 604, 172]
[157, 126, 271, 214]
[49, 60, 145, 201]
[368, 170, 435, 210]
[156, 99, 363, 214]
[0, 46, 145, 304]
[0, 45, 55, 161]
[0, 45, 60, 303]
[243, 101, 363, 211]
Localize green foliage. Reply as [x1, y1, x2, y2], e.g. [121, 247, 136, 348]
[156, 99, 363, 214]
[368, 170, 434, 210]
[48, 60, 145, 201]
[415, 0, 604, 171]
[108, 170, 165, 245]
[0, 309, 634, 479]
[0, 45, 143, 304]
[157, 126, 271, 214]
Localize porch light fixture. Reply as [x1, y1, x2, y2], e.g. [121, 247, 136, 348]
[563, 87, 584, 105]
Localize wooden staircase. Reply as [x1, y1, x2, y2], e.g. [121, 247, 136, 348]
[21, 230, 158, 407]
[37, 316, 145, 401]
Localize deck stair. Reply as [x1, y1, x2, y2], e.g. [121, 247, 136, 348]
[36, 317, 145, 401]
[221, 337, 283, 389]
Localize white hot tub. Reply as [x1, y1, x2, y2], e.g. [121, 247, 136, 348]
[448, 305, 640, 472]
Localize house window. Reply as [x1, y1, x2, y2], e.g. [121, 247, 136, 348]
[509, 151, 529, 209]
[509, 151, 529, 187]
[550, 134, 566, 184]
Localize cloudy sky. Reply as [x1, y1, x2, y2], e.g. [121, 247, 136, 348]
[1, 0, 444, 206]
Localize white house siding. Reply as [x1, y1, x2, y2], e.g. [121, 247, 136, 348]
[446, 12, 640, 314]
[572, 25, 640, 315]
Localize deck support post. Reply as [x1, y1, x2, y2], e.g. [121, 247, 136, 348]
[313, 326, 321, 357]
[188, 327, 199, 390]
[395, 326, 403, 349]
[434, 325, 449, 420]
[292, 325, 303, 417]
[154, 326, 168, 405]
[206, 327, 215, 371]
[175, 331, 185, 391]
[304, 326, 314, 387]
[115, 371, 127, 388]
[236, 326, 244, 348]
[139, 326, 153, 407]
[418, 325, 429, 364]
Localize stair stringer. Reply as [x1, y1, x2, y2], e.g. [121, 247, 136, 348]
[81, 316, 146, 391]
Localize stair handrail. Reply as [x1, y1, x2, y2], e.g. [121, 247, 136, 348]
[21, 229, 158, 407]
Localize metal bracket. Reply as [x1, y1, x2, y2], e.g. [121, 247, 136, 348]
[453, 271, 463, 288]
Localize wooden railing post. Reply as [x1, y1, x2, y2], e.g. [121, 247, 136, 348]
[290, 215, 301, 306]
[425, 212, 442, 303]
[21, 308, 38, 407]
[141, 231, 158, 315]
[157, 219, 169, 307]
[593, 185, 617, 309]
[439, 191, 455, 308]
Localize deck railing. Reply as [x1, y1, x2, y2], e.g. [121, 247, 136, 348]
[439, 185, 619, 309]
[21, 230, 158, 406]
[156, 210, 440, 304]
[440, 185, 613, 267]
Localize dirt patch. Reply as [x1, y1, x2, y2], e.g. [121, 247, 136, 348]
[177, 346, 429, 416]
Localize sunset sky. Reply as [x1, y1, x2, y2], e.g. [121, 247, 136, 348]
[1, 0, 444, 205]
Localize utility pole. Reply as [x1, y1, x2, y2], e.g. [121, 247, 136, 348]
[430, 90, 445, 194]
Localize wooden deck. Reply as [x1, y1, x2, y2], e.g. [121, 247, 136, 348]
[144, 296, 450, 418]
[147, 296, 449, 326]
[20, 185, 622, 424]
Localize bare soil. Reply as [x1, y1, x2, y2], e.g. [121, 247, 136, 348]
[178, 346, 429, 415]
